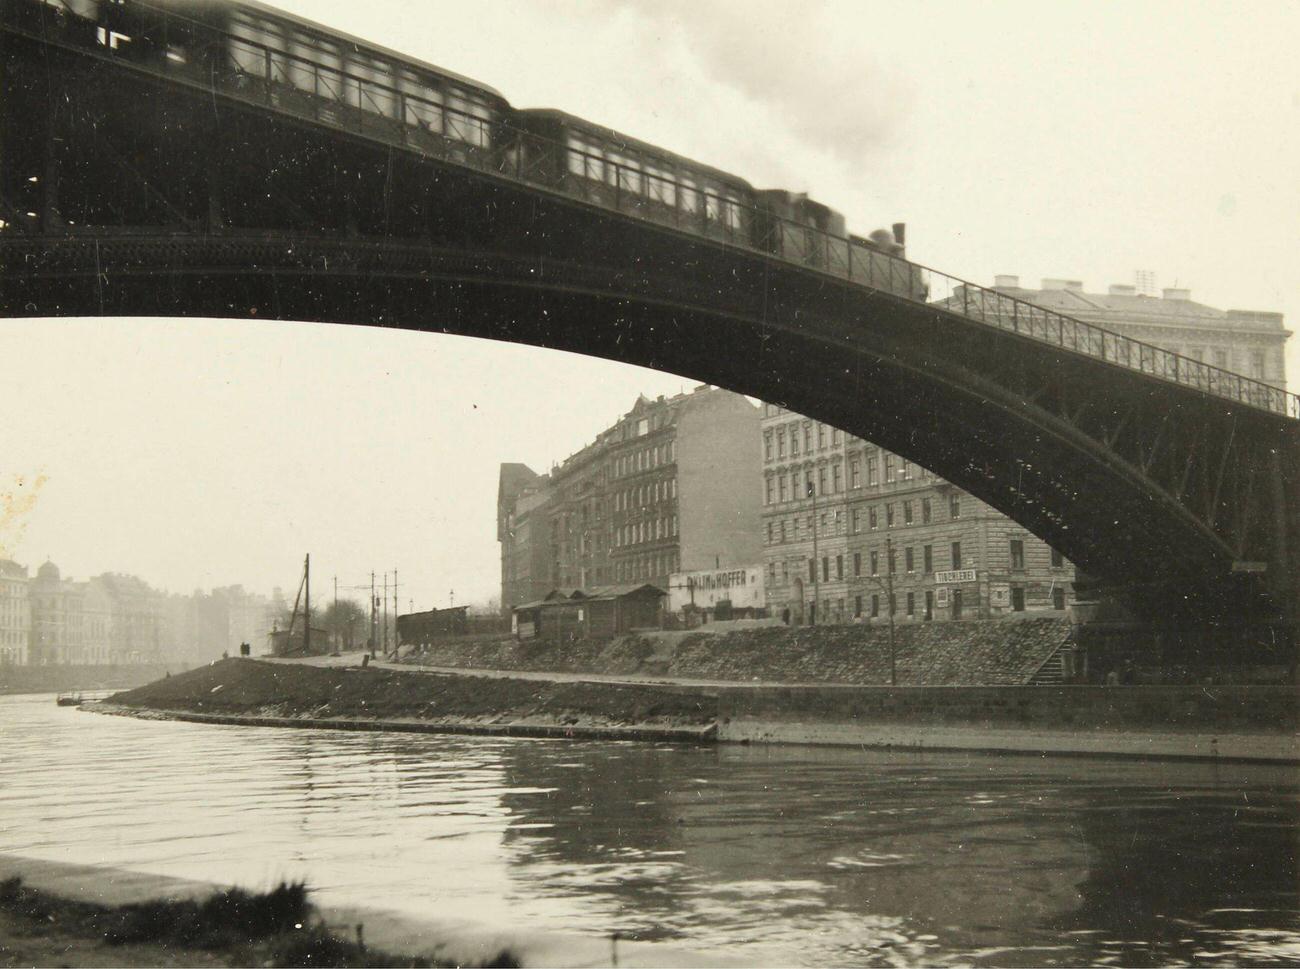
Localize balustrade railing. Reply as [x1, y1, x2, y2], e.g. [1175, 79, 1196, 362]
[10, 0, 1298, 420]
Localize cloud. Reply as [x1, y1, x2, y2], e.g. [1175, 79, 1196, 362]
[593, 0, 913, 170]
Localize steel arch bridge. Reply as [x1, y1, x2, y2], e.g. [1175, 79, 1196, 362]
[3, 1, 1298, 641]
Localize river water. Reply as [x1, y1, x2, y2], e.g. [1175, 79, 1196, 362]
[1, 694, 1297, 966]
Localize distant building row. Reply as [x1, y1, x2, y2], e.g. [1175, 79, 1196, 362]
[498, 278, 1287, 630]
[0, 559, 279, 666]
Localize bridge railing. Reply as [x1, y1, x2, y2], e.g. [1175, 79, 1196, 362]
[10, 0, 1299, 421]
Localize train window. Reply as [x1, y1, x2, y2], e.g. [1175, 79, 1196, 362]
[567, 135, 603, 179]
[645, 164, 675, 206]
[445, 91, 490, 147]
[679, 178, 700, 213]
[229, 37, 267, 76]
[606, 152, 642, 193]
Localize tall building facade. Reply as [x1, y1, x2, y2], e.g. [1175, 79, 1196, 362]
[498, 386, 762, 610]
[760, 405, 1074, 625]
[0, 560, 31, 665]
[986, 276, 1290, 390]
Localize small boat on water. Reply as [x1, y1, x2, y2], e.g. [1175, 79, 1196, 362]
[55, 690, 114, 707]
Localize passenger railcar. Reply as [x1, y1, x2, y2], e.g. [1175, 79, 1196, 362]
[21, 0, 923, 301]
[504, 109, 757, 244]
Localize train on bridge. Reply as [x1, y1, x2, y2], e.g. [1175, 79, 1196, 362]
[20, 0, 926, 298]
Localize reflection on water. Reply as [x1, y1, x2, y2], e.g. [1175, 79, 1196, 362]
[1, 694, 1296, 966]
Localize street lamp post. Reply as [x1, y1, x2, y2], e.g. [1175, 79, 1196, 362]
[885, 535, 896, 686]
[809, 476, 819, 626]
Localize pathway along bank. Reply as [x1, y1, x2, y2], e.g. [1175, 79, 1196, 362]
[99, 659, 1300, 763]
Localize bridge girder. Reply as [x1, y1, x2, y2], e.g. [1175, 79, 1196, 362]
[2, 16, 1297, 632]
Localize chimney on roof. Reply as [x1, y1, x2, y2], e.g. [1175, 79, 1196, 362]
[993, 275, 1020, 289]
[1109, 284, 1137, 295]
[1042, 279, 1084, 292]
[1162, 288, 1191, 301]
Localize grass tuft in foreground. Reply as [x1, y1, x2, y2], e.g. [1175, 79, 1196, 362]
[0, 876, 520, 968]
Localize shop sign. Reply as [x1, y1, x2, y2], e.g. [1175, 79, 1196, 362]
[933, 568, 977, 585]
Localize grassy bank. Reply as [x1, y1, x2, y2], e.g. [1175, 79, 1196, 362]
[108, 659, 717, 735]
[0, 876, 517, 968]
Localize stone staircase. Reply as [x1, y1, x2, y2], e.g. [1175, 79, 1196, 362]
[1028, 646, 1070, 685]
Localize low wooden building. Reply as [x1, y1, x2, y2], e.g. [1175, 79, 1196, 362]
[512, 585, 665, 641]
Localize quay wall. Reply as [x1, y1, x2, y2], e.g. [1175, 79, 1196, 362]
[716, 684, 1299, 761]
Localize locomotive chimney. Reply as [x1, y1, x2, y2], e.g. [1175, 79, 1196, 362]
[891, 222, 906, 246]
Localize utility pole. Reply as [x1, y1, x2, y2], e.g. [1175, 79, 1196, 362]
[333, 574, 338, 652]
[370, 572, 376, 658]
[382, 572, 388, 655]
[303, 554, 311, 656]
[391, 569, 400, 659]
[809, 476, 820, 626]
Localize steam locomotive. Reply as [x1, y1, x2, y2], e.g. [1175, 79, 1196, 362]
[20, 0, 923, 297]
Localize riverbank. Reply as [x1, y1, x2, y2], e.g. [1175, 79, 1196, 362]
[0, 855, 730, 968]
[102, 658, 718, 742]
[99, 658, 1300, 763]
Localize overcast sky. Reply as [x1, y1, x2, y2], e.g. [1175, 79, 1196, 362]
[3, 0, 1296, 608]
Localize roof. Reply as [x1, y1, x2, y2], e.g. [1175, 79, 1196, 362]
[582, 583, 667, 601]
[986, 286, 1287, 332]
[513, 584, 665, 611]
[0, 560, 27, 580]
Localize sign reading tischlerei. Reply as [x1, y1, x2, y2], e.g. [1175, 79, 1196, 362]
[933, 568, 977, 584]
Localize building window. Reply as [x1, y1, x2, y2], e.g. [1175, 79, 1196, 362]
[765, 477, 775, 505]
[832, 428, 841, 445]
[952, 588, 963, 619]
[923, 544, 933, 574]
[850, 459, 861, 488]
[853, 552, 861, 576]
[950, 494, 962, 519]
[871, 594, 879, 618]
[952, 541, 962, 570]
[924, 590, 933, 621]
[871, 551, 879, 576]
[922, 498, 932, 524]
[766, 522, 774, 544]
[836, 554, 844, 580]
[776, 428, 786, 458]
[818, 467, 828, 495]
[851, 509, 860, 534]
[1252, 351, 1266, 379]
[888, 547, 897, 575]
[804, 424, 813, 453]
[832, 464, 842, 492]
[1009, 539, 1025, 571]
[805, 470, 815, 498]
[902, 461, 913, 480]
[886, 504, 895, 527]
[904, 501, 913, 525]
[884, 455, 894, 481]
[1011, 586, 1025, 611]
[869, 507, 878, 530]
[809, 558, 816, 581]
[1051, 547, 1064, 568]
[778, 476, 788, 503]
[854, 595, 863, 617]
[1213, 348, 1229, 369]
[867, 458, 878, 486]
[906, 592, 915, 617]
[822, 556, 830, 581]
[818, 424, 827, 449]
[1053, 586, 1066, 610]
[905, 547, 914, 573]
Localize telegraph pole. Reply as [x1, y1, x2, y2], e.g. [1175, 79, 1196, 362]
[391, 569, 400, 659]
[382, 572, 388, 655]
[303, 554, 311, 656]
[370, 572, 376, 658]
[333, 574, 338, 652]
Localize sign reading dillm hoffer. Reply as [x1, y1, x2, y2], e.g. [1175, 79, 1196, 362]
[667, 566, 766, 616]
